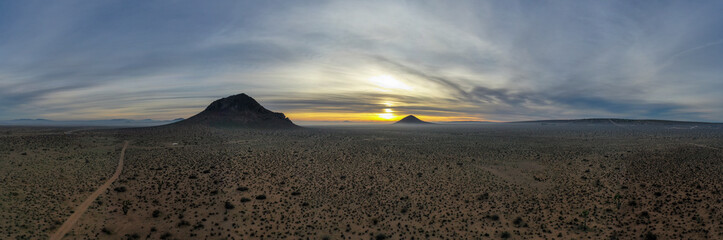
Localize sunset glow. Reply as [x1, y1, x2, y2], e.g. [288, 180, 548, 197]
[377, 113, 396, 120]
[284, 111, 489, 123]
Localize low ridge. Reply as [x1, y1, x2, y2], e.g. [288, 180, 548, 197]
[174, 93, 298, 128]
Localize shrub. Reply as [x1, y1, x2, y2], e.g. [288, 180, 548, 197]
[177, 220, 190, 227]
[160, 233, 171, 239]
[122, 200, 131, 215]
[644, 231, 657, 240]
[513, 217, 523, 226]
[114, 186, 127, 193]
[477, 193, 489, 201]
[126, 233, 140, 239]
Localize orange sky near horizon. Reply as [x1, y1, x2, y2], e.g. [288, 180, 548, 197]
[285, 112, 491, 123]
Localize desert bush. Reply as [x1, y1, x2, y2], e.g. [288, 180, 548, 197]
[644, 231, 657, 240]
[122, 200, 131, 215]
[177, 220, 190, 227]
[513, 217, 523, 226]
[477, 193, 489, 201]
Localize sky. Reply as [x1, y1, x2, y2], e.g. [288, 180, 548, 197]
[1, 1, 722, 123]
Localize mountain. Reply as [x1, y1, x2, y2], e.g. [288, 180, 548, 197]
[514, 118, 722, 128]
[173, 93, 298, 128]
[441, 120, 496, 125]
[394, 115, 432, 124]
[515, 118, 717, 125]
[0, 118, 183, 127]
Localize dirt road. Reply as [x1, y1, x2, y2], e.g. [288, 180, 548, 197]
[49, 141, 128, 240]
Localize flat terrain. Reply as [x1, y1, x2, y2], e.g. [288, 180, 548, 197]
[1, 123, 722, 239]
[50, 141, 128, 240]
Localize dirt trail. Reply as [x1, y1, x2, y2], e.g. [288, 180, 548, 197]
[50, 141, 128, 240]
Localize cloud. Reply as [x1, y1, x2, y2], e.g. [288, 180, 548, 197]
[0, 0, 722, 121]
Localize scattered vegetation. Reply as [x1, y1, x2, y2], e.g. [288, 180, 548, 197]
[2, 124, 721, 239]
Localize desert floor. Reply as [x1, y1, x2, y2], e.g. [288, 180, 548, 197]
[1, 123, 721, 239]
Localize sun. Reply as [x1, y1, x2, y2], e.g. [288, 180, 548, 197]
[369, 75, 412, 91]
[377, 113, 396, 120]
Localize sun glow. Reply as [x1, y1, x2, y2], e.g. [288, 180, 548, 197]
[376, 107, 398, 120]
[369, 75, 412, 91]
[377, 113, 396, 120]
[285, 112, 490, 123]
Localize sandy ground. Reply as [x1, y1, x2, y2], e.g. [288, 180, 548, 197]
[50, 141, 128, 240]
[1, 124, 722, 239]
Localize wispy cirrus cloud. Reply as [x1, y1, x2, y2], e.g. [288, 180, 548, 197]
[1, 0, 722, 122]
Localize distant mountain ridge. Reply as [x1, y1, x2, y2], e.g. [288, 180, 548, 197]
[172, 93, 298, 128]
[441, 120, 496, 124]
[514, 118, 723, 129]
[515, 118, 721, 125]
[0, 118, 184, 127]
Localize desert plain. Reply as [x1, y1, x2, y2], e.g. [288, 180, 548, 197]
[1, 123, 722, 240]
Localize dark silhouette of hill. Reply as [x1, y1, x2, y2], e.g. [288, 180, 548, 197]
[173, 93, 298, 128]
[395, 115, 432, 124]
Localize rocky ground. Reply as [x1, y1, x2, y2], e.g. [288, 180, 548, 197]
[1, 124, 721, 239]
